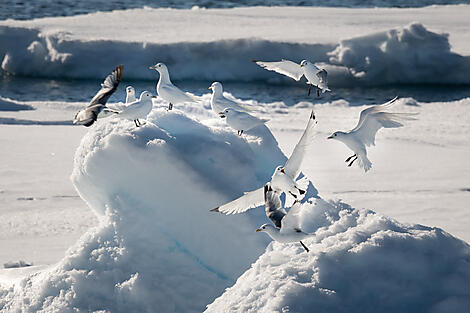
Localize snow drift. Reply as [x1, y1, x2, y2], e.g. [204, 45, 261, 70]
[206, 199, 470, 313]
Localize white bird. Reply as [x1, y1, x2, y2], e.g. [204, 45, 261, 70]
[254, 59, 330, 96]
[116, 91, 155, 127]
[73, 64, 122, 127]
[208, 82, 253, 114]
[126, 86, 136, 103]
[327, 97, 416, 172]
[255, 183, 311, 252]
[211, 109, 316, 214]
[218, 107, 268, 136]
[148, 62, 198, 110]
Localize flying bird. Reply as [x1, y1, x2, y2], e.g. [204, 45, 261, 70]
[255, 183, 311, 252]
[73, 65, 123, 127]
[149, 62, 198, 110]
[208, 82, 254, 114]
[254, 59, 330, 96]
[327, 97, 416, 172]
[219, 107, 267, 136]
[211, 109, 316, 214]
[116, 91, 155, 127]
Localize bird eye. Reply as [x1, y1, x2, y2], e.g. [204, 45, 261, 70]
[334, 134, 337, 136]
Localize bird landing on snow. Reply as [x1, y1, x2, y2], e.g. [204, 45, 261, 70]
[218, 107, 268, 136]
[255, 183, 312, 252]
[327, 97, 417, 172]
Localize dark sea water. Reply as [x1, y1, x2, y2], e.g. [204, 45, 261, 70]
[1, 0, 469, 21]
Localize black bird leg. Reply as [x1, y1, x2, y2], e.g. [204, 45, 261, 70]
[289, 191, 298, 199]
[348, 155, 358, 167]
[307, 85, 312, 96]
[299, 241, 309, 252]
[345, 154, 356, 162]
[134, 120, 139, 127]
[168, 103, 173, 110]
[316, 87, 320, 97]
[238, 130, 244, 136]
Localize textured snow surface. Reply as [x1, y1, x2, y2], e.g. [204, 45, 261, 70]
[0, 109, 289, 312]
[206, 199, 470, 313]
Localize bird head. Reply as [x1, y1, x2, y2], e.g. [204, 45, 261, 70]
[218, 107, 235, 118]
[300, 60, 309, 67]
[139, 91, 156, 100]
[208, 82, 223, 94]
[126, 86, 135, 95]
[275, 165, 286, 174]
[327, 131, 346, 141]
[255, 223, 275, 233]
[148, 62, 168, 74]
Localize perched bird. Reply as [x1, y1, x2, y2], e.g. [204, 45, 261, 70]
[208, 82, 253, 114]
[148, 62, 198, 110]
[116, 91, 155, 127]
[211, 109, 316, 214]
[218, 107, 268, 136]
[73, 65, 123, 127]
[126, 86, 136, 104]
[254, 59, 330, 96]
[327, 97, 416, 172]
[255, 183, 311, 252]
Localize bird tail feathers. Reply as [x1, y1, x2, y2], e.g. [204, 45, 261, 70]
[358, 155, 372, 172]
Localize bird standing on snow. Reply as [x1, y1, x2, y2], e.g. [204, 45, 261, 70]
[126, 86, 136, 104]
[148, 62, 198, 110]
[73, 64, 122, 127]
[218, 107, 267, 136]
[327, 97, 416, 172]
[116, 91, 155, 127]
[211, 109, 316, 214]
[208, 82, 254, 114]
[254, 59, 330, 96]
[256, 183, 311, 252]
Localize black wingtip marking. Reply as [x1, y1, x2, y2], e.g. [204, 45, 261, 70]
[210, 207, 220, 212]
[300, 241, 310, 252]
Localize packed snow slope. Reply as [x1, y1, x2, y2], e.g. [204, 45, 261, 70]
[206, 199, 470, 313]
[1, 6, 470, 86]
[0, 108, 297, 313]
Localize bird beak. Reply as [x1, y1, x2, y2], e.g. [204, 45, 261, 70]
[327, 135, 333, 139]
[148, 66, 155, 70]
[218, 112, 226, 118]
[300, 64, 304, 67]
[208, 86, 212, 90]
[280, 168, 285, 174]
[255, 228, 262, 232]
[152, 96, 157, 98]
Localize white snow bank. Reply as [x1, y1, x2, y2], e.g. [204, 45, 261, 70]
[1, 6, 470, 86]
[206, 199, 470, 313]
[0, 108, 301, 312]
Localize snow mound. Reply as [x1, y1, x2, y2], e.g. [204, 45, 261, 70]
[329, 22, 470, 85]
[0, 109, 292, 312]
[206, 199, 470, 313]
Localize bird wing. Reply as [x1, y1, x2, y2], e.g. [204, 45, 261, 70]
[89, 65, 123, 107]
[160, 84, 199, 103]
[352, 97, 416, 146]
[283, 110, 317, 180]
[211, 186, 264, 215]
[254, 59, 304, 81]
[264, 183, 286, 228]
[280, 200, 303, 234]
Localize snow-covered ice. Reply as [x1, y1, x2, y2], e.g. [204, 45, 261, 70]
[1, 4, 470, 313]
